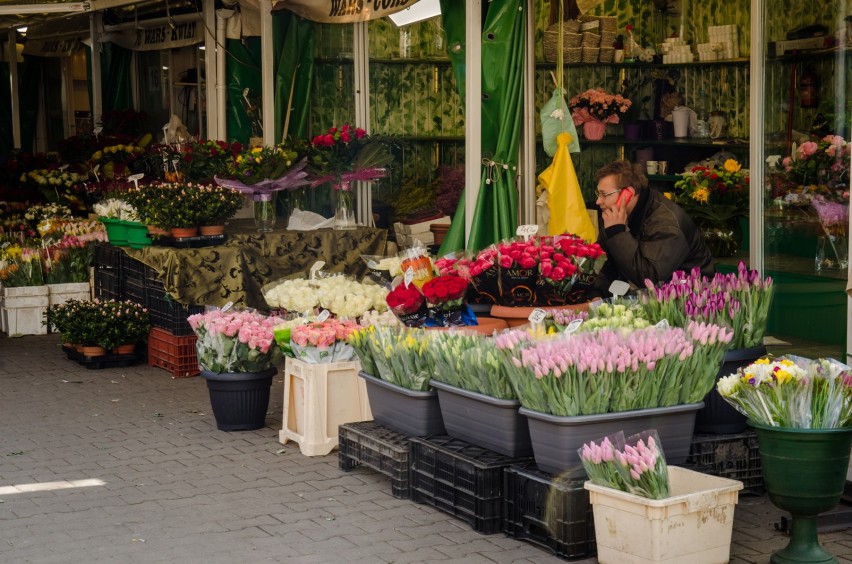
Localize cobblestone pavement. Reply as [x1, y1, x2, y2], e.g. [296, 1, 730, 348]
[2, 334, 852, 563]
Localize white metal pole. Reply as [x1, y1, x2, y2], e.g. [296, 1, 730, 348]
[748, 0, 764, 274]
[216, 8, 233, 141]
[520, 0, 536, 226]
[8, 29, 20, 149]
[203, 0, 218, 140]
[464, 0, 482, 247]
[353, 21, 372, 227]
[260, 0, 274, 147]
[89, 12, 103, 131]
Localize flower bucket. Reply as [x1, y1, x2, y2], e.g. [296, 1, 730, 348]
[124, 221, 151, 249]
[520, 402, 703, 477]
[201, 367, 277, 431]
[585, 466, 742, 564]
[358, 371, 445, 437]
[431, 379, 532, 457]
[101, 218, 129, 246]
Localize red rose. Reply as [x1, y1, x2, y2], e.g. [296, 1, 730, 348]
[386, 284, 424, 314]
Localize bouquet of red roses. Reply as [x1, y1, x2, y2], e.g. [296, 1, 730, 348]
[537, 234, 606, 305]
[497, 239, 540, 306]
[421, 274, 475, 327]
[455, 247, 499, 304]
[386, 282, 428, 327]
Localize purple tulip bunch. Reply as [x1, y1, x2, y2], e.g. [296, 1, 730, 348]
[642, 261, 773, 349]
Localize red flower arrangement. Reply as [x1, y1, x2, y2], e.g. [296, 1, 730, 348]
[386, 283, 425, 315]
[434, 256, 459, 277]
[421, 274, 469, 309]
[308, 124, 392, 189]
[497, 240, 540, 269]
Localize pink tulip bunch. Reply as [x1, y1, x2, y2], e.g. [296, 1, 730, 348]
[580, 431, 670, 499]
[505, 322, 732, 416]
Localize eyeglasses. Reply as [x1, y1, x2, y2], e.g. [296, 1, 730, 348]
[595, 186, 627, 199]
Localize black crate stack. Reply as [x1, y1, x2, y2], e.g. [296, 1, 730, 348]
[687, 431, 764, 494]
[339, 421, 412, 499]
[93, 243, 123, 301]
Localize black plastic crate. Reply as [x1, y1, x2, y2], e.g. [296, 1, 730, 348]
[121, 253, 147, 281]
[339, 421, 411, 499]
[94, 268, 122, 301]
[410, 436, 532, 534]
[503, 463, 596, 560]
[62, 345, 141, 370]
[146, 280, 204, 336]
[93, 243, 123, 270]
[123, 277, 146, 306]
[687, 431, 764, 494]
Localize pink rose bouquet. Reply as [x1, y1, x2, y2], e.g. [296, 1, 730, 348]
[188, 309, 284, 373]
[290, 318, 359, 364]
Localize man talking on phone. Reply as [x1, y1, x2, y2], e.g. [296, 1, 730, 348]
[592, 160, 714, 296]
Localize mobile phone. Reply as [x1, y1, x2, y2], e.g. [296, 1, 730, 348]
[616, 190, 633, 207]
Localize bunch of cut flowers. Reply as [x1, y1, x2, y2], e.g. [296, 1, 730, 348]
[428, 332, 516, 399]
[641, 262, 774, 350]
[385, 281, 428, 327]
[454, 246, 499, 303]
[308, 124, 393, 188]
[767, 134, 850, 206]
[40, 224, 105, 284]
[580, 430, 670, 499]
[263, 274, 388, 318]
[354, 326, 434, 391]
[537, 235, 606, 306]
[0, 244, 44, 287]
[187, 308, 285, 373]
[717, 356, 852, 428]
[503, 321, 732, 416]
[421, 274, 476, 327]
[290, 318, 360, 364]
[549, 301, 650, 334]
[673, 158, 749, 227]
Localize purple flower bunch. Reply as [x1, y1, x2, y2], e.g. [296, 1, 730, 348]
[642, 262, 774, 349]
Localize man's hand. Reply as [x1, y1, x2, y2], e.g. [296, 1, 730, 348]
[601, 196, 629, 229]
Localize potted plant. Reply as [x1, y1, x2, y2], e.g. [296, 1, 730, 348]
[717, 356, 852, 563]
[195, 184, 243, 235]
[568, 87, 632, 141]
[46, 299, 150, 356]
[152, 182, 205, 238]
[188, 309, 285, 431]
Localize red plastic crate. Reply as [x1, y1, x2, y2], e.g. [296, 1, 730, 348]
[147, 327, 199, 378]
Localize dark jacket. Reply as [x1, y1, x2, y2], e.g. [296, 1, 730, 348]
[594, 188, 715, 293]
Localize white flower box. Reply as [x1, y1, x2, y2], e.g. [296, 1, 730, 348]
[1, 286, 49, 336]
[47, 282, 92, 306]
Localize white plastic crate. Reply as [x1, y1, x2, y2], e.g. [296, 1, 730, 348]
[279, 357, 373, 456]
[585, 466, 743, 564]
[47, 282, 91, 305]
[1, 286, 49, 336]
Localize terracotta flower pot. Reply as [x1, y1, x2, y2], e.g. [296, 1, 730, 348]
[113, 344, 136, 355]
[147, 225, 169, 236]
[170, 226, 199, 238]
[79, 345, 107, 357]
[199, 225, 225, 236]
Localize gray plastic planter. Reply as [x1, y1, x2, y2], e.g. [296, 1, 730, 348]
[519, 402, 704, 477]
[358, 372, 445, 436]
[431, 379, 533, 457]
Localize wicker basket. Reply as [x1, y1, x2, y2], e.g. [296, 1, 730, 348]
[581, 46, 600, 63]
[582, 32, 601, 47]
[599, 47, 615, 63]
[543, 26, 585, 62]
[599, 16, 618, 33]
[565, 47, 583, 64]
[600, 32, 616, 48]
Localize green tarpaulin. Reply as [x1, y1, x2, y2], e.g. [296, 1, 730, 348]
[438, 0, 525, 254]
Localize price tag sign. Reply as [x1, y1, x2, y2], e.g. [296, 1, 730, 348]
[128, 172, 144, 190]
[221, 301, 234, 312]
[516, 224, 539, 241]
[58, 164, 68, 171]
[316, 309, 331, 322]
[655, 318, 670, 329]
[404, 267, 414, 288]
[609, 280, 630, 298]
[93, 126, 103, 136]
[310, 261, 325, 280]
[528, 308, 547, 324]
[565, 318, 583, 334]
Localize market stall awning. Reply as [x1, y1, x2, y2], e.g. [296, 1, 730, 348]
[272, 0, 420, 23]
[21, 14, 88, 56]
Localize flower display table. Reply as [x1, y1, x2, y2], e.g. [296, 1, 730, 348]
[122, 219, 387, 309]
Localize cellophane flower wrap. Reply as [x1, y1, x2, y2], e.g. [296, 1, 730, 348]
[503, 321, 732, 416]
[455, 246, 499, 304]
[385, 282, 428, 327]
[263, 275, 388, 317]
[290, 318, 359, 364]
[717, 355, 852, 428]
[580, 430, 670, 499]
[537, 235, 607, 305]
[497, 239, 540, 306]
[358, 327, 434, 391]
[188, 309, 284, 373]
[421, 274, 475, 327]
[428, 332, 516, 399]
[641, 262, 774, 350]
